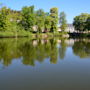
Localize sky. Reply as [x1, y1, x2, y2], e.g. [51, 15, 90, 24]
[0, 0, 90, 23]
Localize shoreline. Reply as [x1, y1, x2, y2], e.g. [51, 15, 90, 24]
[0, 31, 89, 38]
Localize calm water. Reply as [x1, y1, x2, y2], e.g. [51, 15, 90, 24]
[0, 38, 90, 90]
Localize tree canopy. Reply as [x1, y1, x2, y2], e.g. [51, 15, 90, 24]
[59, 12, 67, 31]
[0, 5, 60, 34]
[73, 13, 90, 32]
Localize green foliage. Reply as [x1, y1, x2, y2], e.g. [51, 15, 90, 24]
[50, 7, 59, 33]
[44, 16, 52, 32]
[0, 5, 67, 37]
[73, 13, 90, 32]
[21, 6, 35, 31]
[59, 12, 67, 31]
[36, 9, 45, 17]
[0, 7, 10, 31]
[35, 9, 45, 33]
[1, 5, 90, 38]
[0, 6, 22, 32]
[86, 16, 90, 30]
[37, 17, 45, 33]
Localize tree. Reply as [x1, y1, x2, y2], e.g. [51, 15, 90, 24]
[50, 7, 58, 33]
[86, 16, 90, 32]
[21, 6, 35, 32]
[0, 5, 62, 35]
[36, 9, 45, 33]
[73, 13, 90, 32]
[59, 12, 67, 31]
[0, 7, 11, 31]
[44, 16, 52, 32]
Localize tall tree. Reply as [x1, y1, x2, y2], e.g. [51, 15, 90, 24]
[73, 13, 90, 32]
[21, 6, 35, 32]
[50, 7, 58, 33]
[44, 16, 52, 32]
[86, 16, 90, 32]
[0, 7, 11, 31]
[59, 12, 67, 31]
[36, 9, 45, 33]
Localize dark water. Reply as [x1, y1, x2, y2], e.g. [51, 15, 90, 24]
[0, 38, 90, 90]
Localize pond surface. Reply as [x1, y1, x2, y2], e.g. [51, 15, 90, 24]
[0, 38, 90, 90]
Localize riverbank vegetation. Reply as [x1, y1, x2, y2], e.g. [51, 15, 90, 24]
[73, 13, 90, 33]
[0, 4, 90, 38]
[0, 5, 62, 37]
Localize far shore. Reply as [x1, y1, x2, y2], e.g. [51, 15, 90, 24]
[0, 31, 90, 39]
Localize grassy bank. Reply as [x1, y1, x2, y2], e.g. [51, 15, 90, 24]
[0, 31, 34, 38]
[0, 31, 69, 38]
[0, 31, 90, 39]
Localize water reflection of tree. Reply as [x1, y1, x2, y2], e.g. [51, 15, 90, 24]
[72, 40, 90, 58]
[0, 39, 22, 66]
[59, 39, 67, 60]
[50, 38, 58, 64]
[20, 40, 36, 66]
[0, 38, 59, 67]
[0, 38, 89, 67]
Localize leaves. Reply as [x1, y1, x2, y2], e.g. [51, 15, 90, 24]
[0, 6, 59, 34]
[59, 12, 67, 31]
[73, 13, 90, 32]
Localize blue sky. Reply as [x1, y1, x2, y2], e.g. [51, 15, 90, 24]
[0, 0, 90, 23]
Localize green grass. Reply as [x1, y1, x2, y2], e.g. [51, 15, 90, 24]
[0, 31, 68, 38]
[0, 30, 34, 38]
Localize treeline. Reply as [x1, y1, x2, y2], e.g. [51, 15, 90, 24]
[73, 13, 90, 32]
[0, 5, 90, 37]
[0, 5, 68, 36]
[0, 6, 58, 33]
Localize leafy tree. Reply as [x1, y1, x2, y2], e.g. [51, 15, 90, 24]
[6, 11, 22, 37]
[50, 7, 58, 33]
[0, 7, 10, 31]
[21, 6, 35, 32]
[86, 16, 90, 32]
[59, 12, 67, 31]
[36, 9, 45, 33]
[44, 16, 52, 32]
[73, 13, 90, 32]
[0, 6, 61, 35]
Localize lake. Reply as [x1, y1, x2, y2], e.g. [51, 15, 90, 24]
[0, 38, 90, 90]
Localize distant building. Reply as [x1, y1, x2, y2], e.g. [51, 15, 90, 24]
[65, 24, 75, 33]
[58, 24, 75, 33]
